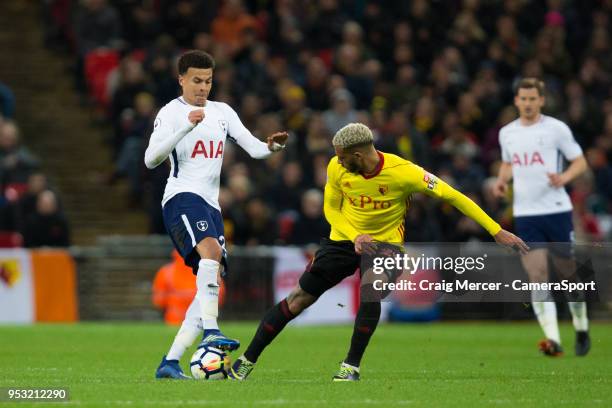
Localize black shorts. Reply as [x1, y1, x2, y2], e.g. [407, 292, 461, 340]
[299, 238, 360, 298]
[299, 239, 405, 300]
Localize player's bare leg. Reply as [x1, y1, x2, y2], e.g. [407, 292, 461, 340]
[195, 237, 240, 351]
[229, 285, 316, 380]
[521, 249, 563, 356]
[552, 255, 590, 356]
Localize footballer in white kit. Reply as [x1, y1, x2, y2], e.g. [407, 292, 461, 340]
[495, 78, 590, 357]
[144, 51, 288, 379]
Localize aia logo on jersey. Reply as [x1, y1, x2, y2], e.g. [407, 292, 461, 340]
[512, 152, 544, 166]
[192, 140, 224, 158]
[378, 184, 389, 195]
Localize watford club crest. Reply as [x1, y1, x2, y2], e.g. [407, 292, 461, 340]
[378, 184, 389, 195]
[0, 260, 20, 288]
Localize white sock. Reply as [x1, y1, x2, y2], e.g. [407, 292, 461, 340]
[531, 289, 560, 343]
[167, 298, 202, 361]
[167, 325, 200, 361]
[568, 302, 589, 332]
[196, 259, 220, 330]
[204, 319, 219, 330]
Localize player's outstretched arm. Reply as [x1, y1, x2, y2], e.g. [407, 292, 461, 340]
[439, 181, 529, 253]
[222, 103, 287, 159]
[414, 168, 528, 253]
[493, 229, 530, 255]
[266, 132, 289, 152]
[144, 109, 202, 169]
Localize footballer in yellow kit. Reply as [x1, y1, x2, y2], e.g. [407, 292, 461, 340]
[325, 151, 502, 244]
[229, 123, 528, 383]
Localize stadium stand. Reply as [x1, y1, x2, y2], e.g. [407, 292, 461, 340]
[0, 106, 71, 248]
[29, 0, 612, 245]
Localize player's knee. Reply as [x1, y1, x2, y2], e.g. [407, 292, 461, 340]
[196, 238, 222, 262]
[530, 268, 548, 283]
[523, 262, 548, 282]
[286, 286, 316, 315]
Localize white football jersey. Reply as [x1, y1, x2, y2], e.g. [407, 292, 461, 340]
[499, 115, 583, 217]
[144, 97, 270, 210]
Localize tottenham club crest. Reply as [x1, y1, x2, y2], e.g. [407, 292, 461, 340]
[196, 221, 208, 232]
[218, 120, 228, 134]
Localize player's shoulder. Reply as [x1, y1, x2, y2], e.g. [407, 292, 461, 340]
[158, 98, 186, 115]
[207, 100, 235, 115]
[499, 118, 520, 134]
[381, 152, 416, 170]
[326, 156, 346, 182]
[498, 119, 521, 144]
[328, 155, 341, 170]
[541, 114, 566, 126]
[541, 115, 572, 133]
[381, 153, 424, 183]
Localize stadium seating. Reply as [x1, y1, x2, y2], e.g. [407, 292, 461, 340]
[84, 49, 119, 109]
[0, 231, 23, 248]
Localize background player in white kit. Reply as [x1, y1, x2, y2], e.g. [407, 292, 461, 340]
[494, 78, 590, 357]
[144, 51, 288, 379]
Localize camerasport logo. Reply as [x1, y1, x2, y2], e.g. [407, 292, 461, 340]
[0, 260, 20, 288]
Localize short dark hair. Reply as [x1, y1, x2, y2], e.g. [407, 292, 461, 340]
[178, 51, 215, 75]
[515, 78, 545, 96]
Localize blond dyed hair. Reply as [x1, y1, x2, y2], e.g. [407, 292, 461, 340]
[332, 123, 373, 149]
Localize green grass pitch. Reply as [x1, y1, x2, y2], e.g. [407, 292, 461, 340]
[0, 322, 610, 407]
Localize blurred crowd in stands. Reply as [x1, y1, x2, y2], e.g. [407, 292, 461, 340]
[39, 0, 612, 246]
[0, 84, 71, 247]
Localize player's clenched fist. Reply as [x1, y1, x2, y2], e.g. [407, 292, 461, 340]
[354, 234, 375, 255]
[188, 109, 205, 125]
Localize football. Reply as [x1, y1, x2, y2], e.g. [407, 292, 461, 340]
[189, 345, 230, 380]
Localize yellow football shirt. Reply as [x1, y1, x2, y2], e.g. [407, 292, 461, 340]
[324, 152, 501, 242]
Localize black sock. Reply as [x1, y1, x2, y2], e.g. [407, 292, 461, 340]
[244, 299, 295, 363]
[345, 301, 381, 367]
